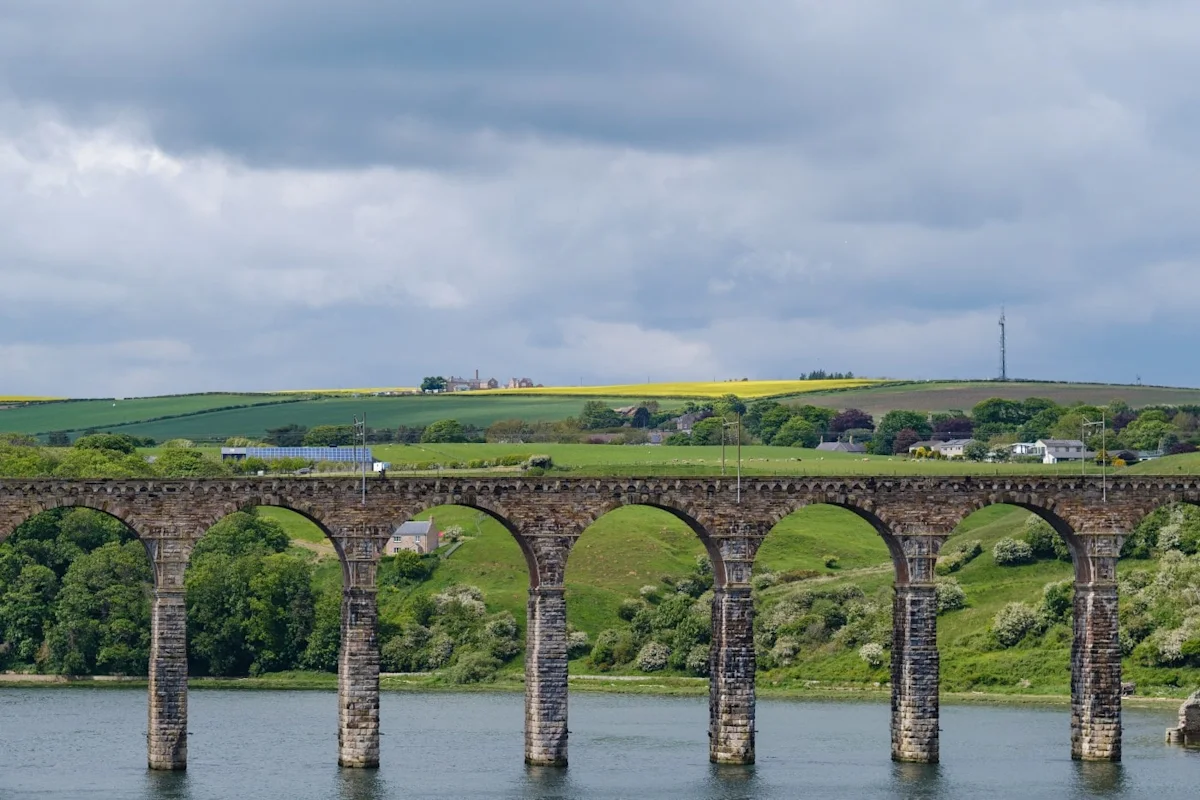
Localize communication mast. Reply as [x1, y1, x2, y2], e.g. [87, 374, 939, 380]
[999, 307, 1008, 382]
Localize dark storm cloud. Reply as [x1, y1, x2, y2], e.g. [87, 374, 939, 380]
[2, 1, 1200, 394]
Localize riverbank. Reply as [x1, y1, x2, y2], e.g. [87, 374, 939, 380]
[1, 671, 1190, 707]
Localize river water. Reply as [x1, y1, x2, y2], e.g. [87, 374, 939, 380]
[0, 689, 1195, 799]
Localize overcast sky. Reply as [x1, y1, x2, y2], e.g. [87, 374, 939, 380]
[3, 1, 1198, 396]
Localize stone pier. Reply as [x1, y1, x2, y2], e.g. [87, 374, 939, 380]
[525, 586, 569, 765]
[338, 587, 380, 768]
[148, 590, 188, 770]
[1166, 690, 1200, 745]
[1071, 583, 1122, 760]
[891, 584, 939, 763]
[709, 586, 755, 764]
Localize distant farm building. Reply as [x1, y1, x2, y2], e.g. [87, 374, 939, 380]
[384, 520, 441, 555]
[506, 377, 536, 389]
[445, 370, 499, 391]
[817, 440, 867, 454]
[673, 411, 713, 433]
[220, 446, 374, 464]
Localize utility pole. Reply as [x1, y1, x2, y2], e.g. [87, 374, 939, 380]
[1083, 415, 1107, 502]
[353, 414, 367, 505]
[999, 307, 1007, 382]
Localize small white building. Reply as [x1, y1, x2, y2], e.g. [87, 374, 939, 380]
[1009, 442, 1043, 457]
[384, 520, 441, 555]
[1037, 439, 1091, 464]
[935, 439, 977, 459]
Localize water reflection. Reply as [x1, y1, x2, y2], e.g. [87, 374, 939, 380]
[890, 761, 944, 798]
[1074, 761, 1126, 796]
[706, 762, 760, 799]
[141, 769, 191, 800]
[336, 768, 388, 800]
[523, 764, 575, 799]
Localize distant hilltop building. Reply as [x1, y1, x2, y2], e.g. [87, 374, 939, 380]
[440, 371, 541, 391]
[447, 370, 499, 392]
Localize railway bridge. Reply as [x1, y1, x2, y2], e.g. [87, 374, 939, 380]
[0, 475, 1188, 770]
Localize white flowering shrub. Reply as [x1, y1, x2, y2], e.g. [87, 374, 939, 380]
[993, 538, 1035, 567]
[858, 642, 885, 668]
[992, 602, 1038, 647]
[935, 579, 967, 613]
[636, 641, 671, 672]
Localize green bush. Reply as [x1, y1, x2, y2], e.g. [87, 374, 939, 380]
[992, 538, 1035, 567]
[617, 599, 644, 621]
[1023, 517, 1071, 561]
[823, 555, 840, 570]
[935, 579, 967, 613]
[447, 651, 501, 684]
[636, 641, 671, 672]
[992, 602, 1038, 647]
[935, 540, 983, 575]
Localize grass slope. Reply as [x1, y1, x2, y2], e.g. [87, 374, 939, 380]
[0, 394, 297, 435]
[265, 501, 1199, 695]
[27, 395, 670, 441]
[781, 380, 1200, 416]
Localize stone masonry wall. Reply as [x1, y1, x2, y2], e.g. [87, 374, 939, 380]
[0, 475, 1176, 769]
[338, 588, 380, 768]
[148, 590, 188, 770]
[525, 587, 569, 766]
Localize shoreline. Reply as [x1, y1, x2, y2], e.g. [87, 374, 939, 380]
[0, 672, 1188, 707]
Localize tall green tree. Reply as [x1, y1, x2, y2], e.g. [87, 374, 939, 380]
[872, 410, 931, 454]
[421, 419, 469, 443]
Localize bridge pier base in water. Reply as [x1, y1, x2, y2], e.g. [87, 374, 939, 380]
[148, 590, 188, 770]
[526, 586, 569, 766]
[891, 584, 940, 763]
[1072, 581, 1122, 761]
[710, 586, 755, 764]
[338, 587, 380, 768]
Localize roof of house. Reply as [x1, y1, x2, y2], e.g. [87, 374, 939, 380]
[393, 520, 436, 536]
[817, 441, 866, 452]
[1038, 439, 1086, 448]
[908, 440, 940, 451]
[938, 439, 976, 448]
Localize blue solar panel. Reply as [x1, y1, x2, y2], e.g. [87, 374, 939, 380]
[244, 447, 373, 463]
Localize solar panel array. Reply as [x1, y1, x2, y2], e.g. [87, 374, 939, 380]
[243, 447, 374, 463]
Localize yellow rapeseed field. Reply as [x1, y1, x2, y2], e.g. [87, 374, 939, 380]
[0, 396, 64, 402]
[469, 379, 882, 399]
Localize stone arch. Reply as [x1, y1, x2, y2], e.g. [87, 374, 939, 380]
[0, 499, 165, 585]
[397, 496, 541, 587]
[570, 494, 726, 587]
[763, 496, 907, 581]
[958, 495, 1089, 582]
[194, 495, 351, 584]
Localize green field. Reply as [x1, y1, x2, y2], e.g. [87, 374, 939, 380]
[369, 442, 1150, 476]
[0, 395, 670, 441]
[782, 380, 1200, 416]
[4, 379, 1199, 443]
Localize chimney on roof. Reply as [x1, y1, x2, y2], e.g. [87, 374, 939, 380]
[475, 369, 479, 380]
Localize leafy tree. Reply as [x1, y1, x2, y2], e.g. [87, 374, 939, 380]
[873, 411, 931, 454]
[971, 398, 1028, 427]
[963, 441, 991, 462]
[421, 419, 468, 443]
[689, 417, 727, 446]
[772, 418, 819, 448]
[302, 425, 356, 447]
[246, 553, 315, 675]
[829, 409, 874, 433]
[932, 416, 974, 441]
[758, 406, 794, 444]
[420, 376, 448, 393]
[154, 449, 230, 478]
[631, 407, 652, 429]
[46, 540, 152, 675]
[743, 400, 781, 437]
[0, 563, 59, 664]
[73, 433, 138, 454]
[264, 424, 308, 447]
[892, 428, 922, 454]
[790, 404, 836, 431]
[579, 401, 622, 430]
[53, 448, 153, 479]
[716, 394, 747, 418]
[301, 589, 342, 672]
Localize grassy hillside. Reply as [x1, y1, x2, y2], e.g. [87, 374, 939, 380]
[0, 395, 669, 441]
[256, 498, 1199, 695]
[784, 380, 1200, 416]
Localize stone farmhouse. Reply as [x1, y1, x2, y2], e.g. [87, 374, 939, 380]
[447, 370, 500, 391]
[383, 519, 440, 555]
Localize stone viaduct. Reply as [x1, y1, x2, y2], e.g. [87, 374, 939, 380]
[0, 475, 1191, 771]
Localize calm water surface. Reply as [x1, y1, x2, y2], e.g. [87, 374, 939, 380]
[0, 688, 1196, 799]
